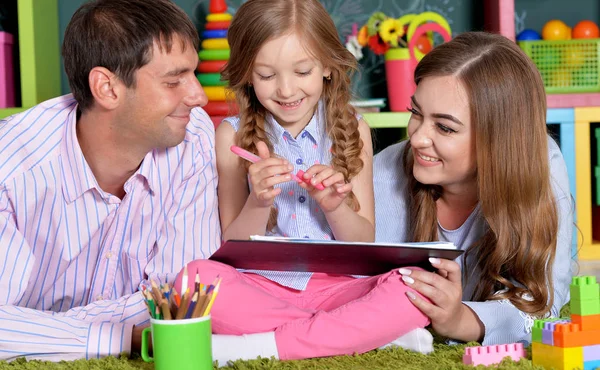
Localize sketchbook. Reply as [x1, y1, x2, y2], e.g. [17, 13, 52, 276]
[208, 235, 464, 276]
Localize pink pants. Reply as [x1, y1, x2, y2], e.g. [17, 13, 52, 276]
[174, 260, 430, 361]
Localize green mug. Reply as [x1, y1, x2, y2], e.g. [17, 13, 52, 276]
[141, 315, 213, 370]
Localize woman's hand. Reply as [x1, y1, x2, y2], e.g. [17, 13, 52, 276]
[399, 258, 483, 341]
[247, 141, 294, 208]
[297, 164, 353, 213]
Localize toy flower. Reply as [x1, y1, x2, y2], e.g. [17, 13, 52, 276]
[378, 18, 404, 48]
[357, 25, 369, 47]
[368, 34, 389, 55]
[345, 35, 364, 60]
[367, 12, 386, 36]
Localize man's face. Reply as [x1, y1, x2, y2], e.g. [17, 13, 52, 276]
[117, 35, 207, 150]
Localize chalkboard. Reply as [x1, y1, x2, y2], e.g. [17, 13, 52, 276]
[57, 0, 600, 101]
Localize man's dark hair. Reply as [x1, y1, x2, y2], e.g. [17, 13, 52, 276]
[62, 0, 199, 112]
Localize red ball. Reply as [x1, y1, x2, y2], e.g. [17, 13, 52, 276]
[415, 35, 432, 54]
[572, 20, 600, 39]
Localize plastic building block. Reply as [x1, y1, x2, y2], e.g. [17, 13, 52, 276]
[571, 276, 600, 301]
[462, 343, 526, 366]
[572, 314, 600, 331]
[532, 318, 565, 343]
[543, 320, 570, 345]
[584, 344, 600, 362]
[571, 298, 600, 316]
[584, 359, 600, 370]
[532, 342, 584, 370]
[553, 323, 600, 348]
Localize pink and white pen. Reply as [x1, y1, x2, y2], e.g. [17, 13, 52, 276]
[229, 145, 324, 190]
[230, 145, 261, 163]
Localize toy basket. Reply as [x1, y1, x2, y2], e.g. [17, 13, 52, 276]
[519, 39, 600, 94]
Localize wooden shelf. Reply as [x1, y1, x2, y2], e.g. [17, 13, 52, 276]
[579, 243, 600, 260]
[0, 0, 61, 119]
[547, 94, 600, 109]
[363, 112, 410, 129]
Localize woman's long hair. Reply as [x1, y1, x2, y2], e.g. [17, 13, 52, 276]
[222, 0, 363, 230]
[403, 32, 558, 316]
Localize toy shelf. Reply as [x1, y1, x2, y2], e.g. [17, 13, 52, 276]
[0, 0, 61, 119]
[484, 0, 600, 109]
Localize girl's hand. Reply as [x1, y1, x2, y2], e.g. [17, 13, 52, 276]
[247, 141, 294, 208]
[398, 258, 471, 339]
[298, 164, 353, 213]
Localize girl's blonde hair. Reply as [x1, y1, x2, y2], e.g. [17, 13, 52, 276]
[403, 32, 558, 316]
[222, 0, 363, 230]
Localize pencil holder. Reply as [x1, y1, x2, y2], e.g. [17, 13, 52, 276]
[141, 315, 213, 370]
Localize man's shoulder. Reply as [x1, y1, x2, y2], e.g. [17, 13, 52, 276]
[0, 95, 77, 184]
[182, 106, 216, 152]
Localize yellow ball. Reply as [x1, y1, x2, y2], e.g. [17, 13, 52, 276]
[542, 20, 571, 40]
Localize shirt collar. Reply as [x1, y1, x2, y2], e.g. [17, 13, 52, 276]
[265, 100, 325, 145]
[60, 106, 157, 203]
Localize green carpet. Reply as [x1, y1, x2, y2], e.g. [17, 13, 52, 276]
[0, 342, 544, 370]
[1, 305, 570, 369]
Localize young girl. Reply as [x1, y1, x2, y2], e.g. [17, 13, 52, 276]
[175, 0, 431, 364]
[374, 32, 573, 345]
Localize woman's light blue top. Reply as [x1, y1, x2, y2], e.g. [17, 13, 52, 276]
[373, 137, 573, 346]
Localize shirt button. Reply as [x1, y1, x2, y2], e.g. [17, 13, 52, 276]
[105, 251, 113, 259]
[296, 158, 303, 165]
[301, 132, 308, 138]
[298, 196, 306, 203]
[304, 235, 310, 238]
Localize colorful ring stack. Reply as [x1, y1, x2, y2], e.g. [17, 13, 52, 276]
[197, 0, 236, 128]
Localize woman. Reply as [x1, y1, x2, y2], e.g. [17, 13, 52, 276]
[374, 31, 573, 345]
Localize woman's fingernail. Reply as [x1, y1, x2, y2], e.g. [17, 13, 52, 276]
[398, 268, 412, 275]
[429, 257, 441, 265]
[406, 291, 417, 300]
[402, 275, 414, 285]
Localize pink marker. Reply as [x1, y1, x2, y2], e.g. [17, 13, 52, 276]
[229, 145, 305, 184]
[296, 170, 325, 191]
[230, 145, 261, 163]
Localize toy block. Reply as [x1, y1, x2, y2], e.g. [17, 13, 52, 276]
[571, 299, 600, 316]
[543, 320, 571, 345]
[584, 345, 600, 362]
[533, 318, 564, 343]
[532, 342, 583, 370]
[584, 359, 600, 370]
[572, 314, 600, 331]
[571, 276, 600, 301]
[462, 343, 526, 366]
[533, 320, 543, 343]
[553, 323, 600, 348]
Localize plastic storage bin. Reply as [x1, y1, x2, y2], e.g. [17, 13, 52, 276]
[519, 39, 600, 94]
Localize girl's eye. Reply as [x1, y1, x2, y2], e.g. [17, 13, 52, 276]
[437, 123, 456, 134]
[258, 74, 274, 81]
[166, 82, 180, 88]
[297, 69, 313, 77]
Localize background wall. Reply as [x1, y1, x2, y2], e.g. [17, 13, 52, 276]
[56, 0, 599, 100]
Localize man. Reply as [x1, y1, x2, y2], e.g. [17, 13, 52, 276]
[0, 0, 220, 361]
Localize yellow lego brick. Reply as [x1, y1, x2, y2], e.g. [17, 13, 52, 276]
[532, 342, 583, 370]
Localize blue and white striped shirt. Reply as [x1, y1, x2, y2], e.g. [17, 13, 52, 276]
[0, 94, 221, 361]
[224, 102, 336, 290]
